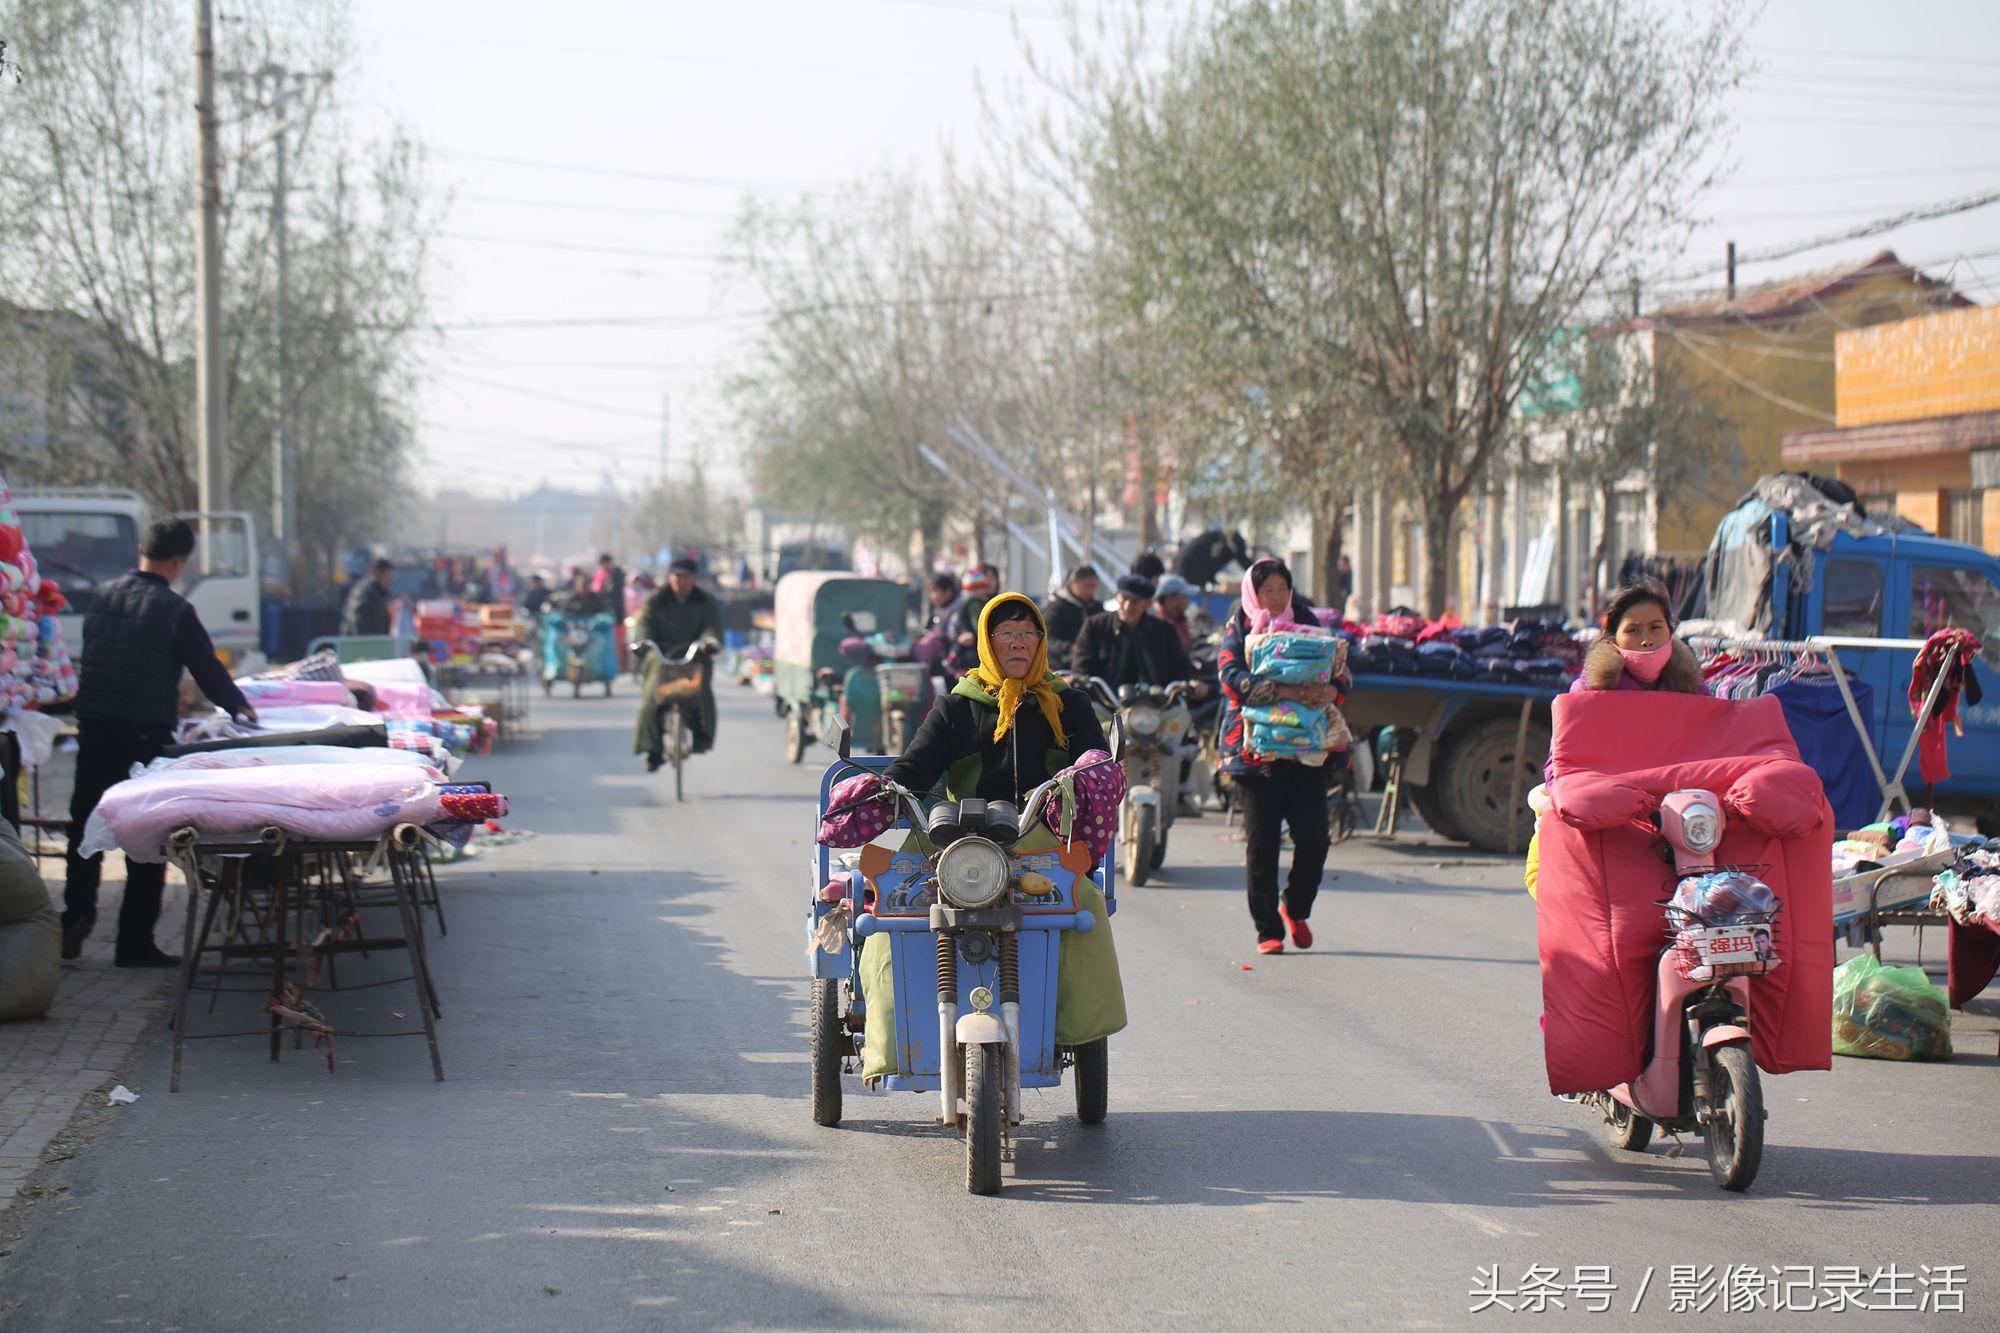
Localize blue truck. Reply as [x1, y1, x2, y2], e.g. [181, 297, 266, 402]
[1335, 489, 2000, 852]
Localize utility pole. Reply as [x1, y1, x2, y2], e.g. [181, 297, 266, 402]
[193, 0, 228, 522]
[272, 103, 294, 581]
[231, 62, 328, 591]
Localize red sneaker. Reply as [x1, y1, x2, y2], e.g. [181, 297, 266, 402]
[1279, 904, 1313, 950]
[1256, 938, 1285, 955]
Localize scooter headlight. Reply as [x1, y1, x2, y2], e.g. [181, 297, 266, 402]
[935, 837, 1011, 909]
[568, 628, 590, 647]
[1681, 806, 1720, 854]
[1125, 704, 1162, 738]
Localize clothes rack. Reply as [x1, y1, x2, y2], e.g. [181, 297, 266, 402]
[1683, 635, 1944, 825]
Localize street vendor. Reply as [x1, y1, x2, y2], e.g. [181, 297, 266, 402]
[634, 557, 723, 769]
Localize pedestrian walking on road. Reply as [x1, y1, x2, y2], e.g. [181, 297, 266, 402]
[342, 557, 394, 636]
[1216, 558, 1350, 955]
[62, 519, 258, 967]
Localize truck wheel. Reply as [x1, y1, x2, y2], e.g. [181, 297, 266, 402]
[1437, 718, 1549, 852]
[1408, 784, 1463, 842]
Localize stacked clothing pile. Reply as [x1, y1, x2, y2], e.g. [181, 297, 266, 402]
[1242, 630, 1347, 761]
[177, 653, 493, 763]
[1332, 608, 1580, 685]
[0, 477, 78, 711]
[1929, 840, 2000, 929]
[1831, 810, 1952, 876]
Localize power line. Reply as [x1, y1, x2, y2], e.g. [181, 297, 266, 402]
[455, 193, 740, 222]
[441, 230, 728, 261]
[1764, 45, 2000, 71]
[433, 370, 670, 421]
[433, 148, 805, 191]
[1663, 186, 2000, 279]
[380, 29, 969, 81]
[1726, 160, 2000, 191]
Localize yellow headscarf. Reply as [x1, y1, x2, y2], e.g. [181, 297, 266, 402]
[962, 592, 1068, 747]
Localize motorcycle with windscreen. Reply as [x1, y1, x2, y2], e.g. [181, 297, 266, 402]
[1536, 689, 1834, 1191]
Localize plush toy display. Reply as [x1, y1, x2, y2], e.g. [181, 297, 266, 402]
[0, 476, 79, 713]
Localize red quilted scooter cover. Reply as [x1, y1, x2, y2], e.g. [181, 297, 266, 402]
[1539, 692, 1834, 1095]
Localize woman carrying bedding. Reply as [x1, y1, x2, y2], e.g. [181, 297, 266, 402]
[1525, 578, 1703, 896]
[1217, 558, 1351, 954]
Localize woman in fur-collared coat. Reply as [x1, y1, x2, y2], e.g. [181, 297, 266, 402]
[1527, 579, 1703, 898]
[1570, 579, 1704, 695]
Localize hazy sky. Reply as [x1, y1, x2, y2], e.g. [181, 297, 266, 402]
[342, 0, 2000, 499]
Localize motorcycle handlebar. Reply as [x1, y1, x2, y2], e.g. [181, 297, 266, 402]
[636, 637, 716, 665]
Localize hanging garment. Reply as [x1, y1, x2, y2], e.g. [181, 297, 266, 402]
[1910, 628, 1982, 786]
[1770, 675, 1879, 830]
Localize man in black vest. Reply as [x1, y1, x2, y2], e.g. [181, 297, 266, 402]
[62, 519, 257, 967]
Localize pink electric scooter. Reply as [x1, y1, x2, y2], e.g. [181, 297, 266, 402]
[1582, 789, 1781, 1191]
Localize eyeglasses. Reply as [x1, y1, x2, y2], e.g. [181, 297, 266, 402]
[991, 630, 1042, 648]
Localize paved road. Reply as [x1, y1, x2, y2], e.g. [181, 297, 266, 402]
[3, 688, 1996, 1329]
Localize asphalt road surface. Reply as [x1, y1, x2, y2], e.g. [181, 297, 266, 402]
[3, 687, 1996, 1329]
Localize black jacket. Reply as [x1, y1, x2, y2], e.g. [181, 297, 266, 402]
[1070, 610, 1195, 689]
[1175, 529, 1251, 587]
[1041, 590, 1099, 661]
[341, 578, 392, 636]
[637, 585, 722, 655]
[885, 686, 1108, 804]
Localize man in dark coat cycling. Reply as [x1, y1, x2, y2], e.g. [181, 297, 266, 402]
[633, 558, 723, 768]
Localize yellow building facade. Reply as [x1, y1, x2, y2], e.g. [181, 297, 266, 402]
[1639, 250, 1968, 552]
[1783, 303, 2000, 554]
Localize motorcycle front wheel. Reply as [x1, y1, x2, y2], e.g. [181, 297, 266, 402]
[784, 709, 807, 764]
[1124, 806, 1155, 886]
[1704, 1043, 1764, 1191]
[966, 1042, 1004, 1195]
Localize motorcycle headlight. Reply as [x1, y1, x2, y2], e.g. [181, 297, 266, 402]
[568, 629, 589, 646]
[935, 837, 1011, 909]
[1681, 806, 1720, 854]
[1126, 704, 1162, 737]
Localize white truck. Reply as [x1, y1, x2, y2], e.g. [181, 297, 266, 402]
[14, 488, 263, 668]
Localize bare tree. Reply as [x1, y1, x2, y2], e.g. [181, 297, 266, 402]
[0, 0, 437, 590]
[1052, 0, 1748, 612]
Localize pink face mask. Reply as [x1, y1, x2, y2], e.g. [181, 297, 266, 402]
[1618, 640, 1673, 684]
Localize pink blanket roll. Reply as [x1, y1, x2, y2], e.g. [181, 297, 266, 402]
[80, 763, 446, 862]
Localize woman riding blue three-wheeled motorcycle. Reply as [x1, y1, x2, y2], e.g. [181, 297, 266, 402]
[809, 593, 1128, 1194]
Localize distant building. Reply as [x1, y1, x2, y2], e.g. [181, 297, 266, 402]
[0, 300, 162, 493]
[1417, 250, 1974, 620]
[1782, 304, 2000, 553]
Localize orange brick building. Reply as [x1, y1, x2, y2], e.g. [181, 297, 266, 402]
[1782, 304, 2000, 553]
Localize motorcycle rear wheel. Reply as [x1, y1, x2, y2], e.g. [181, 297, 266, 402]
[1072, 1038, 1108, 1125]
[1605, 1100, 1653, 1152]
[809, 978, 843, 1128]
[1704, 1043, 1764, 1191]
[966, 1042, 1004, 1195]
